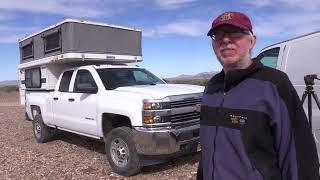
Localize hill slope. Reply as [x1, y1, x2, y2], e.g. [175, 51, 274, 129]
[0, 80, 18, 87]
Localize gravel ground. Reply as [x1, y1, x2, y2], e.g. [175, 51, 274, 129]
[0, 92, 199, 180]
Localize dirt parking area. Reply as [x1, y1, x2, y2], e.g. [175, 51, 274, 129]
[0, 92, 199, 180]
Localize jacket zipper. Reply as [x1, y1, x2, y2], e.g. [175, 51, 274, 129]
[212, 91, 226, 179]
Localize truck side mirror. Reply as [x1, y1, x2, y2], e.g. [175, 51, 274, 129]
[162, 78, 168, 83]
[75, 83, 98, 94]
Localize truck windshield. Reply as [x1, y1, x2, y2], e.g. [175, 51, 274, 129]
[256, 47, 280, 68]
[97, 68, 165, 90]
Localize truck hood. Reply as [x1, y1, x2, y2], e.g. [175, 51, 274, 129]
[115, 84, 204, 99]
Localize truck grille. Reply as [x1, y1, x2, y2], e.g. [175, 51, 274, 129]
[170, 98, 201, 108]
[170, 112, 200, 123]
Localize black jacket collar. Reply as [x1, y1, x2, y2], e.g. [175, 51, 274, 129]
[206, 59, 263, 93]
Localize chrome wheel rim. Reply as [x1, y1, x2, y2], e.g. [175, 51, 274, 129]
[110, 138, 130, 168]
[34, 122, 41, 139]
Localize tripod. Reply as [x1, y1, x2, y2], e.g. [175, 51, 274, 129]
[301, 74, 320, 130]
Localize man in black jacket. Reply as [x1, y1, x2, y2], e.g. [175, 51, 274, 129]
[197, 11, 319, 180]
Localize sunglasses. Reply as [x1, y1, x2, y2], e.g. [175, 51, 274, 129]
[210, 30, 250, 41]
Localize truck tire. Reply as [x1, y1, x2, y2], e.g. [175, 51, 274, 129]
[105, 127, 141, 176]
[32, 114, 52, 143]
[25, 112, 31, 121]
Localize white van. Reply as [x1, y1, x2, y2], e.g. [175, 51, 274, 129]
[256, 31, 320, 157]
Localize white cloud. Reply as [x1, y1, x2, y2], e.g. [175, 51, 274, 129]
[0, 33, 23, 43]
[143, 19, 209, 37]
[0, 25, 41, 43]
[254, 12, 320, 38]
[0, 0, 107, 18]
[0, 12, 16, 21]
[242, 0, 320, 38]
[0, 0, 126, 43]
[248, 0, 320, 11]
[248, 0, 274, 7]
[155, 0, 197, 9]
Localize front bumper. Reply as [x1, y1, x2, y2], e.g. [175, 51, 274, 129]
[132, 124, 199, 156]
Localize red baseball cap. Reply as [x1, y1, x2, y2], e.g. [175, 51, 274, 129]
[207, 11, 253, 36]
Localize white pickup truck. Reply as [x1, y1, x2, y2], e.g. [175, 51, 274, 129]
[26, 64, 203, 176]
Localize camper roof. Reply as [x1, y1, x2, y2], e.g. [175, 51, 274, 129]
[19, 18, 141, 42]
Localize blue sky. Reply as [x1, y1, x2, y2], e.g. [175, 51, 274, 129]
[1, 0, 320, 81]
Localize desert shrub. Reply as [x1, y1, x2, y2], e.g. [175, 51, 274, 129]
[0, 85, 19, 92]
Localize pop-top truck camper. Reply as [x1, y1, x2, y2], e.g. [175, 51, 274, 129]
[18, 19, 142, 105]
[18, 19, 204, 176]
[256, 31, 320, 159]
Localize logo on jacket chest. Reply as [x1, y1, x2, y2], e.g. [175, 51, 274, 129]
[230, 114, 247, 125]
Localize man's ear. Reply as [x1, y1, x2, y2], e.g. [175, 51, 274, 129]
[250, 34, 257, 49]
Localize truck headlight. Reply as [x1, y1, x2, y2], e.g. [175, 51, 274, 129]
[143, 115, 170, 124]
[142, 99, 170, 125]
[142, 100, 169, 110]
[143, 102, 162, 110]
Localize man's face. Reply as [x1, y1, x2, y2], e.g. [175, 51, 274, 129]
[211, 25, 256, 71]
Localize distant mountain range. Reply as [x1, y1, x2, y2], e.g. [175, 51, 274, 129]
[165, 71, 217, 81]
[0, 80, 18, 87]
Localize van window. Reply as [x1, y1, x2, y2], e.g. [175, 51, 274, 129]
[25, 67, 41, 88]
[58, 71, 74, 92]
[256, 47, 280, 68]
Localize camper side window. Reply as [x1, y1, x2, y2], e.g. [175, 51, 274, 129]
[22, 42, 34, 60]
[25, 68, 41, 88]
[256, 47, 280, 68]
[44, 31, 61, 53]
[59, 71, 74, 92]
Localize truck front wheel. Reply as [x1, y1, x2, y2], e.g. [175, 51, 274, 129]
[32, 114, 52, 143]
[105, 127, 141, 176]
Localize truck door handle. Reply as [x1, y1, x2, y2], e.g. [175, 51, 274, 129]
[68, 98, 75, 102]
[53, 97, 59, 100]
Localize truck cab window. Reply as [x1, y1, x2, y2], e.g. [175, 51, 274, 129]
[58, 70, 74, 92]
[73, 70, 97, 92]
[97, 68, 165, 90]
[256, 47, 280, 68]
[133, 71, 157, 85]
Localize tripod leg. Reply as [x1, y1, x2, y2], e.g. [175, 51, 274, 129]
[308, 94, 312, 129]
[301, 92, 307, 105]
[311, 92, 320, 110]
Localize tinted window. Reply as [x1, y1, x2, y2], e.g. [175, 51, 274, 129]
[73, 70, 97, 93]
[44, 31, 61, 53]
[25, 68, 41, 88]
[133, 71, 153, 83]
[256, 47, 280, 68]
[97, 68, 165, 90]
[58, 71, 74, 92]
[22, 42, 33, 60]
